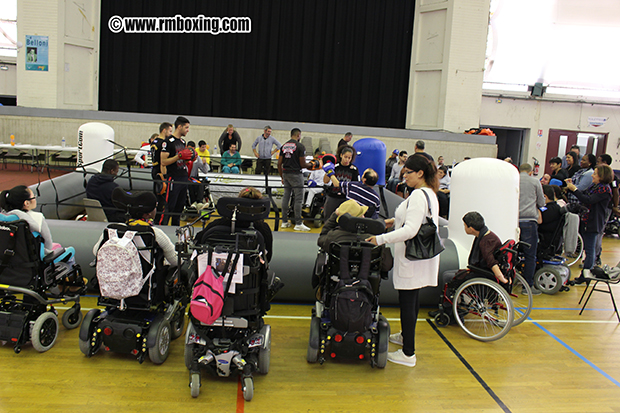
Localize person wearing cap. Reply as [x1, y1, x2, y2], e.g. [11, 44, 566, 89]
[92, 189, 177, 266]
[317, 200, 372, 249]
[386, 149, 399, 179]
[252, 125, 282, 175]
[315, 199, 393, 274]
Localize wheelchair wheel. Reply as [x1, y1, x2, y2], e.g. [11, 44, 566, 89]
[148, 320, 171, 364]
[242, 376, 254, 401]
[258, 324, 271, 374]
[170, 306, 186, 340]
[562, 233, 584, 267]
[509, 273, 533, 326]
[453, 278, 513, 342]
[314, 213, 323, 228]
[434, 313, 450, 327]
[31, 311, 59, 352]
[307, 316, 320, 363]
[190, 372, 201, 398]
[61, 304, 83, 330]
[79, 309, 101, 357]
[375, 315, 389, 369]
[534, 267, 564, 295]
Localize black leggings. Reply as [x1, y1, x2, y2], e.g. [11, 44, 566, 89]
[399, 289, 421, 357]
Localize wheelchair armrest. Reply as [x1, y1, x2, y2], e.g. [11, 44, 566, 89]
[467, 265, 494, 277]
[43, 248, 65, 264]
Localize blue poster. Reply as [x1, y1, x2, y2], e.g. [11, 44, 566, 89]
[25, 35, 49, 71]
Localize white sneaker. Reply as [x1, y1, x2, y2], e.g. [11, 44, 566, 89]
[281, 222, 291, 228]
[387, 349, 416, 367]
[294, 223, 311, 231]
[389, 332, 403, 346]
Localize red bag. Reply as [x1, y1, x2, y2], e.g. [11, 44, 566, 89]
[190, 265, 225, 325]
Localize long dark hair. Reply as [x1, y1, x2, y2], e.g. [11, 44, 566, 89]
[0, 185, 30, 212]
[336, 145, 356, 164]
[404, 154, 438, 192]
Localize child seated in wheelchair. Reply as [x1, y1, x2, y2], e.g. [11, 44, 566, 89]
[92, 188, 178, 267]
[433, 212, 510, 319]
[1, 185, 83, 293]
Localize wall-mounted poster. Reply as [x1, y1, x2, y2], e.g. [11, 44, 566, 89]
[25, 35, 49, 71]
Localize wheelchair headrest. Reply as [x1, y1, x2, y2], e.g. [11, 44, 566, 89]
[111, 187, 157, 215]
[338, 213, 385, 235]
[216, 197, 271, 221]
[0, 213, 19, 223]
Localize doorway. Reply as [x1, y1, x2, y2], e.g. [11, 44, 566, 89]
[483, 127, 525, 165]
[545, 129, 608, 175]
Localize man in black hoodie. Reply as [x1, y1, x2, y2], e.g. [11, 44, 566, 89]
[86, 159, 125, 222]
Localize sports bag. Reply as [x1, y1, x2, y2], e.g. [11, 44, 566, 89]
[190, 265, 225, 325]
[96, 229, 152, 302]
[329, 244, 374, 333]
[330, 278, 374, 333]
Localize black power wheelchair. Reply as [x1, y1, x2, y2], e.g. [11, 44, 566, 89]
[180, 197, 282, 400]
[79, 190, 189, 364]
[0, 213, 85, 353]
[307, 214, 391, 367]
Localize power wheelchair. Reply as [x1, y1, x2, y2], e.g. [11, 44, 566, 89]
[181, 197, 281, 400]
[307, 213, 391, 367]
[0, 213, 85, 353]
[79, 191, 189, 364]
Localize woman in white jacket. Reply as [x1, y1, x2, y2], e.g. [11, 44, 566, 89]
[367, 154, 440, 367]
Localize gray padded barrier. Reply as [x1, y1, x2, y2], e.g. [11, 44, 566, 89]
[47, 220, 460, 307]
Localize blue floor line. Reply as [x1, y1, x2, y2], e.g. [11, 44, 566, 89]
[532, 321, 620, 388]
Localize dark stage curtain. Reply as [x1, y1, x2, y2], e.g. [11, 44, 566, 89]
[99, 0, 415, 128]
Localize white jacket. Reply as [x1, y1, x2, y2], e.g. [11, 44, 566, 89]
[375, 187, 440, 290]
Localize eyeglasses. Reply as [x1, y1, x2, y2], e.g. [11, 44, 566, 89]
[27, 196, 36, 200]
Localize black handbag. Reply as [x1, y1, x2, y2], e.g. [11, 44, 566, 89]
[405, 189, 445, 260]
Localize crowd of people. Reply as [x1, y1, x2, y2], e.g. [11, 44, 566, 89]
[4, 120, 619, 371]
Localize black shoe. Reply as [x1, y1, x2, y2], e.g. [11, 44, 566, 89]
[428, 309, 440, 318]
[573, 275, 586, 285]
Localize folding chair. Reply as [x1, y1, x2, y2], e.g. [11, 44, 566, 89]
[578, 267, 620, 322]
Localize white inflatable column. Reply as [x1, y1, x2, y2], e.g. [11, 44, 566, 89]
[77, 122, 115, 173]
[447, 158, 520, 268]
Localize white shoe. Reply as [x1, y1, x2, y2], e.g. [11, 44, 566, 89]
[389, 332, 403, 346]
[387, 349, 416, 367]
[294, 223, 311, 231]
[281, 222, 291, 228]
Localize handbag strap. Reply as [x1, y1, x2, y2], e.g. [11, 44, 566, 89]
[406, 188, 433, 219]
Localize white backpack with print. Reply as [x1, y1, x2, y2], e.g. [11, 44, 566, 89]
[96, 228, 153, 303]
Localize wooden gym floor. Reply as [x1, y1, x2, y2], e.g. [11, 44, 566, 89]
[0, 236, 618, 413]
[2, 164, 620, 412]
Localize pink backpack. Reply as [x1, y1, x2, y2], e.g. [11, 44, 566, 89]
[190, 265, 225, 325]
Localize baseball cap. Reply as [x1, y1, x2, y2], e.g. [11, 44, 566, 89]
[393, 149, 399, 155]
[336, 200, 369, 223]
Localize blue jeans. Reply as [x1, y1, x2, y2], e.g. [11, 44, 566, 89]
[582, 232, 598, 270]
[222, 165, 240, 174]
[282, 173, 304, 225]
[519, 221, 538, 287]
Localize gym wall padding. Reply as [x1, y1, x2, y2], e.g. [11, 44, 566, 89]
[47, 220, 461, 307]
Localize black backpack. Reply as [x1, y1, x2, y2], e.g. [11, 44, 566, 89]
[329, 244, 375, 333]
